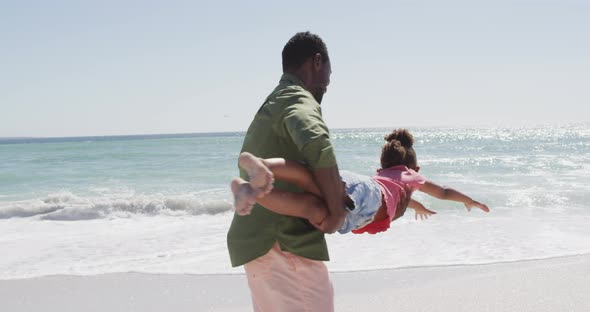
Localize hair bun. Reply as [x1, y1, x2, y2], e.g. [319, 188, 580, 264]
[384, 128, 414, 148]
[380, 139, 406, 169]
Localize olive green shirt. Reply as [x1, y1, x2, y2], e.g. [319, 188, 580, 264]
[227, 73, 338, 267]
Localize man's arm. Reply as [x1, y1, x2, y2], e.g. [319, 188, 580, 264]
[311, 166, 346, 233]
[282, 100, 346, 233]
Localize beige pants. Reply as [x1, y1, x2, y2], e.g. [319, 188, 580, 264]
[243, 242, 334, 312]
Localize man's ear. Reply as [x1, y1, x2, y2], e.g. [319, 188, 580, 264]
[313, 53, 322, 69]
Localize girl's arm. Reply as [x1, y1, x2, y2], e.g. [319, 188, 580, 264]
[408, 199, 437, 220]
[419, 181, 490, 212]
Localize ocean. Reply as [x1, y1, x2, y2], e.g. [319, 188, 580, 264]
[1, 125, 589, 279]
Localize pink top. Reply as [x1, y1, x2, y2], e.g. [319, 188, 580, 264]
[352, 165, 426, 234]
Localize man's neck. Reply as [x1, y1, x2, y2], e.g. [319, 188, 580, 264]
[285, 69, 311, 91]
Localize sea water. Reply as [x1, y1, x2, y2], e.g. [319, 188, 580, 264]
[1, 125, 589, 279]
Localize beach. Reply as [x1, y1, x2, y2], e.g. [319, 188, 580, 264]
[2, 254, 588, 312]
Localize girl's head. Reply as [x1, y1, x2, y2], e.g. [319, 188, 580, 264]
[380, 128, 419, 171]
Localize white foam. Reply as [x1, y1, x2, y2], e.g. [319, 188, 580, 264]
[1, 203, 589, 280]
[0, 191, 234, 221]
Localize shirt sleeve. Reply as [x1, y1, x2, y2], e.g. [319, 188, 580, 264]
[282, 100, 337, 169]
[409, 171, 427, 191]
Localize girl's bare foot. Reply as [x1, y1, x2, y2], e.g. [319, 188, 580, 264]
[230, 178, 257, 215]
[238, 152, 274, 197]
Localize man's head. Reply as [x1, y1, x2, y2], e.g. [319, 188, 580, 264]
[282, 31, 331, 104]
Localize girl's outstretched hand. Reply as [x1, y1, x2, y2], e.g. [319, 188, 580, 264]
[465, 200, 490, 213]
[414, 205, 437, 220]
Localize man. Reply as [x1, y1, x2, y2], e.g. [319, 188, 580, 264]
[227, 32, 346, 311]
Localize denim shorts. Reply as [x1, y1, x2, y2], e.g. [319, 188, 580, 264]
[337, 170, 383, 234]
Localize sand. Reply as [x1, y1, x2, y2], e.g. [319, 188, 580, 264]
[1, 254, 588, 312]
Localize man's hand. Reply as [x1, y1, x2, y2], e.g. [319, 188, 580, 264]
[311, 165, 346, 234]
[312, 210, 347, 233]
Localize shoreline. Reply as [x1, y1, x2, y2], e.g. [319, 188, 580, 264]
[2, 252, 588, 281]
[1, 254, 588, 312]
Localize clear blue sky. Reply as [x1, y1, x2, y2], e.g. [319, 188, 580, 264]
[1, 0, 589, 137]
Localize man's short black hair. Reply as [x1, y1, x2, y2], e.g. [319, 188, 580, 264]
[282, 31, 330, 72]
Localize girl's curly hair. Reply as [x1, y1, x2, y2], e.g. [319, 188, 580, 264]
[380, 128, 417, 169]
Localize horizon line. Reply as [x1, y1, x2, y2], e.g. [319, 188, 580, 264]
[1, 121, 588, 140]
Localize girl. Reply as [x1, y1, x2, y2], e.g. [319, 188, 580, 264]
[231, 129, 489, 234]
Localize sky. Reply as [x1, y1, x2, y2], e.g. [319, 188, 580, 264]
[1, 0, 589, 137]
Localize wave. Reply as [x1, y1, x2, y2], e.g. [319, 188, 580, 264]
[0, 191, 234, 221]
